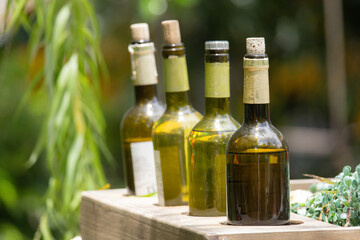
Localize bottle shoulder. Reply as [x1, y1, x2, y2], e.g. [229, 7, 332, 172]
[193, 114, 240, 132]
[227, 121, 288, 153]
[153, 106, 202, 135]
[121, 100, 165, 130]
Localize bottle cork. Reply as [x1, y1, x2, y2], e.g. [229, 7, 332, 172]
[246, 37, 265, 55]
[161, 20, 181, 45]
[130, 23, 150, 42]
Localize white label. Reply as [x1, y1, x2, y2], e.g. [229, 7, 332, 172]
[130, 141, 157, 196]
[154, 150, 165, 206]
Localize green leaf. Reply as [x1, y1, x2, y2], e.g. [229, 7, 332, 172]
[28, 24, 44, 61]
[356, 164, 360, 175]
[52, 5, 70, 56]
[352, 179, 358, 189]
[57, 55, 78, 89]
[55, 91, 71, 127]
[39, 214, 54, 240]
[308, 207, 315, 214]
[63, 133, 85, 205]
[6, 0, 28, 31]
[0, 176, 18, 209]
[321, 212, 326, 221]
[309, 183, 317, 193]
[344, 176, 352, 188]
[330, 202, 336, 211]
[343, 166, 351, 176]
[25, 123, 46, 169]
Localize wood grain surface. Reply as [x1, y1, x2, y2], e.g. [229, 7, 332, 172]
[80, 180, 360, 240]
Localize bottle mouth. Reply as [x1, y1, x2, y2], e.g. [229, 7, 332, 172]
[244, 53, 268, 59]
[205, 40, 229, 50]
[130, 39, 151, 44]
[243, 57, 269, 69]
[162, 43, 185, 50]
[162, 43, 185, 57]
[128, 42, 155, 53]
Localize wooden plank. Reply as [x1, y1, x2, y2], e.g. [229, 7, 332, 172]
[81, 180, 360, 240]
[290, 179, 318, 191]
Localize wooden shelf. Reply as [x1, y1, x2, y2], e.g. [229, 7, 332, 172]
[80, 180, 360, 240]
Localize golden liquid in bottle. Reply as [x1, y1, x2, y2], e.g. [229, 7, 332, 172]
[226, 148, 290, 225]
[153, 110, 201, 206]
[188, 130, 235, 216]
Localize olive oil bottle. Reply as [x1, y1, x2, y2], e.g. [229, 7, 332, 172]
[226, 38, 290, 225]
[152, 20, 202, 206]
[121, 23, 165, 196]
[188, 41, 240, 216]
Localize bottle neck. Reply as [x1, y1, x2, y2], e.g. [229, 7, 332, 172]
[128, 41, 158, 86]
[244, 104, 270, 124]
[205, 48, 230, 99]
[162, 43, 190, 93]
[205, 98, 230, 116]
[243, 55, 269, 104]
[134, 84, 158, 104]
[204, 48, 230, 116]
[165, 91, 190, 109]
[242, 53, 270, 124]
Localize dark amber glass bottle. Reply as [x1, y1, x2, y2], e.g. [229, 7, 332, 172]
[226, 38, 290, 225]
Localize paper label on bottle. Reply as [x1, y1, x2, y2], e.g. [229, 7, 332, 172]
[154, 150, 165, 205]
[163, 56, 190, 92]
[130, 141, 157, 196]
[205, 62, 230, 98]
[243, 58, 270, 104]
[128, 42, 158, 86]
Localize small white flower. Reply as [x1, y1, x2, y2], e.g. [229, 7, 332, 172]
[297, 208, 306, 216]
[340, 213, 347, 220]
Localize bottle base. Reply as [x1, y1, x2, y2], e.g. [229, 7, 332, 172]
[189, 208, 225, 217]
[226, 219, 290, 226]
[189, 209, 226, 217]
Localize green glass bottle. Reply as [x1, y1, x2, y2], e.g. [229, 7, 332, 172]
[188, 41, 240, 216]
[226, 38, 290, 225]
[121, 23, 165, 196]
[152, 20, 202, 206]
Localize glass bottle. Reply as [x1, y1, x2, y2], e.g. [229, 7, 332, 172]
[226, 38, 290, 225]
[120, 23, 165, 196]
[152, 20, 202, 206]
[188, 41, 240, 216]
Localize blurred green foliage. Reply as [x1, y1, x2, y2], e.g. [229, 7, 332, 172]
[2, 0, 110, 239]
[292, 165, 360, 226]
[0, 45, 46, 240]
[1, 0, 360, 239]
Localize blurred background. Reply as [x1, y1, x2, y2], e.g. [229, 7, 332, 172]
[1, 0, 360, 238]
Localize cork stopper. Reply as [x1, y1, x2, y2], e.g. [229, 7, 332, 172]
[161, 20, 181, 45]
[130, 23, 150, 42]
[246, 37, 265, 55]
[205, 41, 229, 50]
